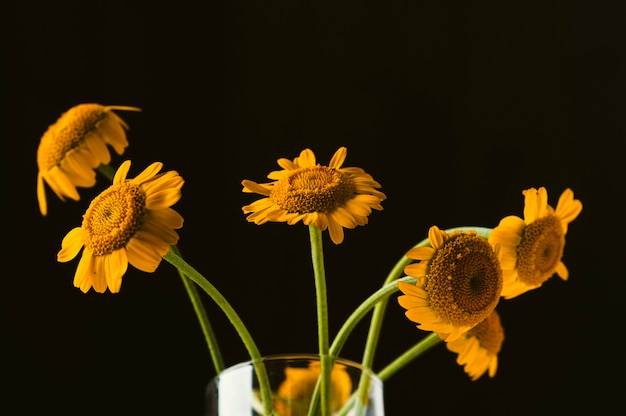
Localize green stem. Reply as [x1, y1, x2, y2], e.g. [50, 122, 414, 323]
[97, 163, 116, 181]
[347, 250, 419, 416]
[171, 245, 225, 373]
[162, 249, 273, 416]
[99, 164, 226, 373]
[329, 276, 417, 358]
[308, 276, 417, 416]
[308, 224, 331, 416]
[377, 332, 442, 382]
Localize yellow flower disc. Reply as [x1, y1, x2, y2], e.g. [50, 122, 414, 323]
[446, 309, 504, 380]
[269, 166, 356, 214]
[427, 233, 503, 328]
[37, 104, 110, 170]
[82, 182, 147, 256]
[516, 215, 565, 287]
[468, 310, 504, 354]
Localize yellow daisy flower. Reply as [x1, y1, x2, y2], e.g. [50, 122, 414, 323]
[273, 361, 352, 416]
[241, 147, 386, 244]
[446, 309, 504, 381]
[488, 187, 583, 299]
[36, 103, 141, 216]
[397, 226, 503, 342]
[57, 160, 184, 294]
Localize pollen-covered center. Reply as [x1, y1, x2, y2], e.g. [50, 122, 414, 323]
[425, 234, 503, 328]
[269, 166, 356, 214]
[37, 104, 107, 169]
[516, 215, 565, 286]
[81, 182, 147, 256]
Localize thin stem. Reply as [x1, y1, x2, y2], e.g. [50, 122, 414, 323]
[331, 276, 416, 416]
[162, 249, 273, 416]
[377, 332, 442, 382]
[307, 276, 417, 416]
[97, 163, 116, 181]
[171, 245, 225, 373]
[308, 224, 331, 416]
[98, 164, 226, 373]
[355, 237, 429, 401]
[329, 276, 417, 358]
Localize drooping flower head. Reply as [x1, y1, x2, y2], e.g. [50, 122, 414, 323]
[57, 160, 184, 293]
[446, 309, 504, 381]
[36, 103, 141, 216]
[398, 226, 504, 342]
[273, 361, 352, 416]
[241, 147, 386, 244]
[488, 187, 582, 299]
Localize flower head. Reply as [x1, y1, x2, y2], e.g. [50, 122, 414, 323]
[241, 147, 386, 244]
[57, 160, 184, 293]
[273, 361, 352, 416]
[446, 309, 504, 381]
[36, 103, 141, 216]
[398, 226, 503, 342]
[488, 187, 582, 299]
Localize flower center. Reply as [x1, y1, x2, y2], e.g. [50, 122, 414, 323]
[468, 311, 504, 354]
[81, 182, 147, 256]
[426, 234, 503, 328]
[269, 166, 356, 214]
[37, 104, 107, 170]
[516, 215, 565, 286]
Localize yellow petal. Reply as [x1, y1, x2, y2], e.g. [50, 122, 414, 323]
[133, 161, 163, 185]
[104, 249, 128, 293]
[37, 172, 48, 216]
[428, 226, 445, 249]
[327, 220, 345, 245]
[328, 147, 347, 169]
[113, 160, 132, 184]
[74, 250, 95, 293]
[91, 256, 108, 293]
[58, 228, 85, 262]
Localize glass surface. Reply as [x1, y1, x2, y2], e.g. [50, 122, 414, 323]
[205, 354, 384, 415]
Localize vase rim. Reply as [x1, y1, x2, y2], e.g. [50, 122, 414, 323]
[215, 353, 382, 384]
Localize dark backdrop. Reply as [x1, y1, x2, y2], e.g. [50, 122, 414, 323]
[3, 1, 624, 415]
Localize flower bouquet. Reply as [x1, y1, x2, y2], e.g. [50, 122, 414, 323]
[36, 103, 582, 415]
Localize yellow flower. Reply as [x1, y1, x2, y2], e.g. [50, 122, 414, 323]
[36, 103, 141, 216]
[241, 147, 386, 244]
[57, 160, 184, 294]
[397, 226, 503, 342]
[446, 309, 504, 381]
[488, 187, 583, 299]
[273, 361, 352, 416]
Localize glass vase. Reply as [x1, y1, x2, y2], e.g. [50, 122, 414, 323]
[205, 353, 384, 415]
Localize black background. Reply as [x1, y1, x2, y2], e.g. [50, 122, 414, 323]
[2, 1, 624, 415]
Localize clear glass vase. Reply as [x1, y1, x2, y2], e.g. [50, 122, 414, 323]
[205, 354, 384, 415]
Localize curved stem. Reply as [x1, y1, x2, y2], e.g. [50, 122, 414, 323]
[359, 238, 430, 370]
[377, 332, 442, 382]
[308, 224, 331, 416]
[171, 245, 224, 373]
[329, 276, 417, 358]
[162, 249, 273, 416]
[99, 164, 226, 372]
